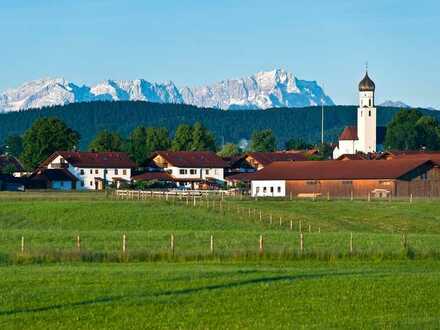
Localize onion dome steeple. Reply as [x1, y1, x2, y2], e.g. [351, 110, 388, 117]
[358, 71, 375, 92]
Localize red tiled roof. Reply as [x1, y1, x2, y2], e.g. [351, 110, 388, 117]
[43, 151, 137, 168]
[339, 126, 358, 141]
[246, 152, 308, 166]
[153, 151, 228, 168]
[248, 159, 433, 181]
[225, 172, 254, 182]
[132, 171, 173, 181]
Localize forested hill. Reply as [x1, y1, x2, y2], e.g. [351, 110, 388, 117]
[0, 101, 437, 149]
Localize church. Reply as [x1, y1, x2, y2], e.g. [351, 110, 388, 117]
[333, 71, 385, 159]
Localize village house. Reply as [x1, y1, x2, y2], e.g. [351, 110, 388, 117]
[31, 151, 136, 190]
[249, 159, 440, 198]
[145, 151, 228, 189]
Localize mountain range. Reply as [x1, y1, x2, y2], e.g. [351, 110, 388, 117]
[0, 69, 334, 112]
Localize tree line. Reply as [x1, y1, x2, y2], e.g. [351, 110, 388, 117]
[2, 107, 440, 172]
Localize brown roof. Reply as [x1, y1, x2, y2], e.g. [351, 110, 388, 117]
[246, 152, 308, 166]
[153, 151, 228, 168]
[339, 126, 358, 141]
[225, 172, 254, 182]
[381, 151, 440, 161]
[248, 159, 433, 181]
[43, 151, 136, 169]
[0, 155, 24, 172]
[132, 171, 174, 182]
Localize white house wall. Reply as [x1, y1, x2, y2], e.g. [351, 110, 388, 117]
[251, 180, 286, 197]
[167, 166, 225, 181]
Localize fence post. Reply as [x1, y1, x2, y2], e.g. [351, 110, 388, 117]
[279, 217, 282, 227]
[308, 224, 311, 233]
[290, 220, 293, 231]
[401, 233, 408, 249]
[170, 234, 175, 256]
[76, 235, 81, 250]
[290, 192, 293, 201]
[193, 196, 196, 207]
[21, 236, 24, 254]
[269, 214, 273, 225]
[410, 194, 413, 204]
[122, 234, 127, 254]
[350, 191, 354, 201]
[210, 235, 214, 255]
[299, 233, 304, 254]
[349, 232, 353, 255]
[368, 192, 371, 202]
[299, 220, 302, 233]
[259, 211, 262, 222]
[259, 235, 264, 256]
[327, 192, 330, 201]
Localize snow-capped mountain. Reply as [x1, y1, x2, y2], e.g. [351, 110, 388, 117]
[0, 69, 334, 112]
[379, 100, 411, 108]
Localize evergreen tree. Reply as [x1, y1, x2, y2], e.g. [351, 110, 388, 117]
[250, 129, 276, 152]
[127, 127, 148, 165]
[146, 127, 171, 154]
[190, 122, 216, 151]
[88, 130, 124, 152]
[172, 124, 193, 151]
[21, 117, 80, 170]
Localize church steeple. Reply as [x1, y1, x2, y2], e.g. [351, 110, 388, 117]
[357, 68, 377, 153]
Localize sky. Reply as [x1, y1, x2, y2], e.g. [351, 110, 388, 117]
[0, 0, 439, 108]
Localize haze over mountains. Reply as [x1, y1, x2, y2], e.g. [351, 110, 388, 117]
[0, 69, 334, 113]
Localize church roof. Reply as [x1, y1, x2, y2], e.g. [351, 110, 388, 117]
[359, 72, 375, 92]
[339, 126, 358, 141]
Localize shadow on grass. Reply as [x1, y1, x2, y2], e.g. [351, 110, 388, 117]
[0, 270, 388, 317]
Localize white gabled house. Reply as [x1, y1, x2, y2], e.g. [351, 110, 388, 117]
[32, 151, 137, 190]
[148, 151, 228, 189]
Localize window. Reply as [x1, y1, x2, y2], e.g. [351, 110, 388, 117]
[122, 169, 127, 175]
[256, 187, 260, 193]
[90, 181, 93, 186]
[342, 180, 353, 185]
[60, 181, 64, 187]
[369, 110, 371, 117]
[277, 186, 281, 193]
[104, 169, 108, 175]
[89, 169, 93, 174]
[179, 169, 187, 175]
[81, 181, 84, 187]
[270, 187, 274, 193]
[190, 169, 197, 175]
[95, 169, 99, 174]
[306, 180, 318, 185]
[80, 169, 84, 175]
[421, 173, 428, 180]
[205, 169, 209, 175]
[369, 99, 372, 107]
[115, 169, 119, 175]
[263, 187, 267, 193]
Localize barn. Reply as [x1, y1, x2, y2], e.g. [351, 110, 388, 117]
[249, 159, 440, 198]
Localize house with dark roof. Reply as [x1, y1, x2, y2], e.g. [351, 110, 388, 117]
[0, 155, 25, 176]
[249, 159, 440, 198]
[35, 151, 136, 190]
[148, 151, 228, 189]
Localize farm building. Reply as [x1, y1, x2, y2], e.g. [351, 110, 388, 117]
[147, 151, 228, 189]
[249, 159, 440, 198]
[33, 151, 136, 190]
[0, 155, 25, 177]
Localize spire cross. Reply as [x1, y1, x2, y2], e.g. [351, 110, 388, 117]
[365, 61, 369, 73]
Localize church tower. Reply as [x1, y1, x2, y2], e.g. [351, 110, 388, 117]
[356, 71, 376, 153]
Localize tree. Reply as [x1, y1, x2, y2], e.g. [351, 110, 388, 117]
[146, 127, 171, 154]
[21, 117, 80, 170]
[190, 122, 216, 151]
[88, 130, 124, 152]
[171, 124, 193, 151]
[250, 129, 276, 152]
[217, 143, 240, 157]
[4, 135, 23, 157]
[315, 142, 333, 160]
[127, 126, 171, 166]
[384, 109, 440, 151]
[1, 163, 17, 175]
[285, 138, 311, 151]
[127, 127, 149, 165]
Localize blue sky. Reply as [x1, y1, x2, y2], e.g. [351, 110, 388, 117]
[0, 0, 439, 108]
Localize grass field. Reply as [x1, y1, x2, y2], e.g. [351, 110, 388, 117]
[1, 261, 440, 329]
[1, 191, 440, 328]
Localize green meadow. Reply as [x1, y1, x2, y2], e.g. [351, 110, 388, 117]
[1, 191, 440, 328]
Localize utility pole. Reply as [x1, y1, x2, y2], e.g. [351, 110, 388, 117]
[321, 82, 325, 144]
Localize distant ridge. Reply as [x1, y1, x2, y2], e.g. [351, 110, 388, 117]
[0, 69, 334, 112]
